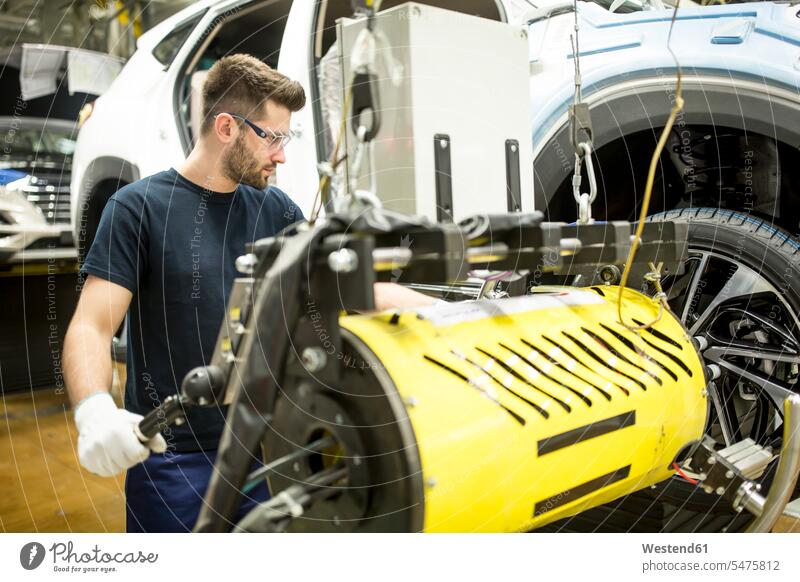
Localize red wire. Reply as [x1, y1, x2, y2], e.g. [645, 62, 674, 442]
[672, 462, 699, 485]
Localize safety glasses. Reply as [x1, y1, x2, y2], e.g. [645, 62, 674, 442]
[219, 112, 294, 150]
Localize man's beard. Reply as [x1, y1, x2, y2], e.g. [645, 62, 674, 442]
[221, 134, 272, 190]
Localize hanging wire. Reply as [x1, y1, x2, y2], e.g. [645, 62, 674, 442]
[310, 86, 354, 223]
[616, 2, 684, 331]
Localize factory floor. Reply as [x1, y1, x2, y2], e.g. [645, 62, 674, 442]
[0, 364, 127, 532]
[1, 363, 799, 533]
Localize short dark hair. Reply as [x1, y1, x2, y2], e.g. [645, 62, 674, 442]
[201, 54, 306, 134]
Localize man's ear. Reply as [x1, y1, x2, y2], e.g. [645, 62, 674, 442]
[213, 113, 237, 144]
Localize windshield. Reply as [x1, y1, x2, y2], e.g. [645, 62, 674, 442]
[1, 126, 77, 157]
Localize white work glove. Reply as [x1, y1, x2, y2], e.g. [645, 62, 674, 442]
[74, 392, 167, 477]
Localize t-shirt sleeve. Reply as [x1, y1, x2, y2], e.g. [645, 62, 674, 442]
[271, 186, 305, 225]
[80, 197, 148, 293]
[292, 201, 306, 223]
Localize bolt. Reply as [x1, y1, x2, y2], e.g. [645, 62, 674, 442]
[197, 396, 208, 406]
[707, 457, 716, 465]
[335, 413, 344, 425]
[175, 417, 185, 426]
[293, 461, 301, 473]
[699, 473, 707, 481]
[439, 138, 448, 150]
[327, 248, 359, 273]
[706, 364, 721, 381]
[510, 144, 518, 153]
[353, 456, 362, 466]
[235, 253, 258, 275]
[716, 486, 726, 496]
[426, 477, 437, 489]
[302, 347, 327, 372]
[333, 515, 342, 526]
[598, 264, 621, 284]
[404, 396, 418, 408]
[725, 470, 734, 479]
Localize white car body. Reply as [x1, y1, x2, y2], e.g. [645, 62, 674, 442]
[68, 0, 567, 246]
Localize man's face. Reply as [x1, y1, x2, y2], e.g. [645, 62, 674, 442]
[221, 100, 291, 190]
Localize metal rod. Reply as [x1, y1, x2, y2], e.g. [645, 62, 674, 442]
[241, 437, 335, 493]
[746, 394, 800, 532]
[234, 465, 349, 532]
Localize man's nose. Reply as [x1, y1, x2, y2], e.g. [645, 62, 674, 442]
[270, 147, 286, 164]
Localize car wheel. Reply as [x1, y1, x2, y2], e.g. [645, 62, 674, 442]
[644, 208, 800, 531]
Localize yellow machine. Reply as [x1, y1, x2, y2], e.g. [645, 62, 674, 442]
[263, 286, 708, 532]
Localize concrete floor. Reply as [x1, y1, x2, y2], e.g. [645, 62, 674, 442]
[0, 365, 126, 532]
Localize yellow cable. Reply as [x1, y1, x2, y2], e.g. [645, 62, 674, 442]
[310, 86, 354, 224]
[617, 4, 683, 331]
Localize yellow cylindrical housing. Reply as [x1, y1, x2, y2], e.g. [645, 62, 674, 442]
[336, 287, 707, 532]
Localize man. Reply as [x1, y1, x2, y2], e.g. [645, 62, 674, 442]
[63, 54, 431, 533]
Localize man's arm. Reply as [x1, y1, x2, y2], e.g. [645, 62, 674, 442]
[64, 275, 165, 477]
[64, 275, 131, 406]
[373, 282, 436, 311]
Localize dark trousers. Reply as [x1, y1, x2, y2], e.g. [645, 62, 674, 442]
[125, 449, 269, 532]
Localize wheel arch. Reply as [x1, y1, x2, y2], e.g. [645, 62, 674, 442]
[533, 74, 800, 221]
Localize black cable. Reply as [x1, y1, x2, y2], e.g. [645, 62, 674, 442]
[241, 436, 335, 494]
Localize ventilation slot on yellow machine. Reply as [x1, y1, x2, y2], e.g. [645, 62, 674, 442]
[422, 354, 530, 425]
[533, 465, 632, 518]
[517, 337, 613, 401]
[540, 335, 631, 397]
[536, 410, 636, 456]
[452, 348, 554, 419]
[497, 342, 593, 407]
[633, 318, 685, 351]
[597, 323, 682, 381]
[580, 327, 663, 386]
[475, 346, 573, 413]
[561, 331, 649, 392]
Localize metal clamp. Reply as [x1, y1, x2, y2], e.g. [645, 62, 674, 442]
[572, 142, 597, 224]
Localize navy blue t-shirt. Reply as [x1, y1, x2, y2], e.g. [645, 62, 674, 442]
[80, 168, 304, 452]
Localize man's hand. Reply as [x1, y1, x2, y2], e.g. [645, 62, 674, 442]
[74, 392, 167, 477]
[373, 282, 436, 311]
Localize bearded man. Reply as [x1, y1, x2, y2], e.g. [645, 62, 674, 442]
[63, 54, 432, 532]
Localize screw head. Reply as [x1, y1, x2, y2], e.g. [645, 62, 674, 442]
[327, 248, 359, 273]
[235, 253, 258, 275]
[301, 347, 327, 372]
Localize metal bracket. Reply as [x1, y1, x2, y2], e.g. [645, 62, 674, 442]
[433, 134, 453, 222]
[505, 139, 522, 212]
